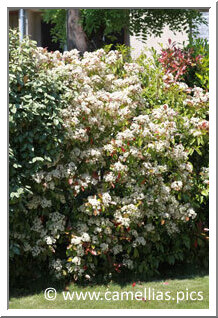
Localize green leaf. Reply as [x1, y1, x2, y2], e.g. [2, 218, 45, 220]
[31, 157, 44, 163]
[201, 189, 209, 196]
[133, 248, 139, 258]
[168, 255, 175, 265]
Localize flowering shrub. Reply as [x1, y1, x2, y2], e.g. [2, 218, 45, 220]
[159, 38, 209, 90]
[9, 30, 68, 282]
[138, 48, 209, 269]
[9, 30, 209, 283]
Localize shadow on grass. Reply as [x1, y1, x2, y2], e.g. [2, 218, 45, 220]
[111, 263, 208, 288]
[9, 274, 66, 300]
[9, 262, 208, 299]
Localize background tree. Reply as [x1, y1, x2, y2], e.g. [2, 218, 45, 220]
[67, 9, 89, 53]
[42, 9, 207, 51]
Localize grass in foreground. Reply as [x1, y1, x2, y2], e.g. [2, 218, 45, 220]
[9, 273, 208, 309]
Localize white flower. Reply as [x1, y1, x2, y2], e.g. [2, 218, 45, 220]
[85, 274, 91, 280]
[45, 236, 56, 245]
[88, 196, 101, 209]
[113, 162, 128, 172]
[104, 172, 116, 182]
[112, 244, 123, 255]
[82, 233, 90, 242]
[72, 256, 81, 265]
[100, 243, 108, 252]
[102, 192, 111, 206]
[187, 208, 197, 219]
[122, 258, 133, 269]
[171, 181, 183, 191]
[71, 236, 82, 245]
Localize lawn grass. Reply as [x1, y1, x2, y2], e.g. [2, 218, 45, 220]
[9, 269, 209, 309]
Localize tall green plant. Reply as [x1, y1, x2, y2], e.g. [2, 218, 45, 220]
[184, 38, 209, 90]
[9, 29, 67, 282]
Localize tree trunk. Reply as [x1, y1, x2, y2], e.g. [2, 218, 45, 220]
[67, 9, 89, 53]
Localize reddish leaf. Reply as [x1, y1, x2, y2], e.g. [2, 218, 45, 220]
[92, 171, 99, 180]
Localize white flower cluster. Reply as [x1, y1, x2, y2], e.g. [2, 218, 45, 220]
[200, 167, 209, 185]
[15, 46, 208, 280]
[22, 211, 66, 258]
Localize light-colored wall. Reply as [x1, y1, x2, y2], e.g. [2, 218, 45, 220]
[130, 26, 189, 60]
[27, 10, 42, 46]
[130, 11, 209, 59]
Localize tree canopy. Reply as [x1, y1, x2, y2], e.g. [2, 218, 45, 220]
[42, 9, 207, 50]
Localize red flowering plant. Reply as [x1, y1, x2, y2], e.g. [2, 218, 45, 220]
[158, 39, 201, 82]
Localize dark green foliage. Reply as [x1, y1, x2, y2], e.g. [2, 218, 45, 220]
[41, 9, 67, 48]
[42, 9, 207, 49]
[184, 38, 209, 90]
[9, 29, 66, 280]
